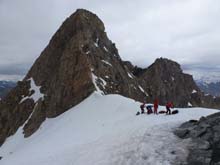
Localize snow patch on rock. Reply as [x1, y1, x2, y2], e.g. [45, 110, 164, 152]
[188, 102, 192, 107]
[101, 60, 112, 66]
[103, 46, 109, 52]
[127, 72, 133, 79]
[85, 51, 90, 54]
[192, 89, 197, 94]
[91, 73, 104, 95]
[94, 38, 99, 47]
[138, 85, 149, 96]
[99, 77, 107, 89]
[20, 78, 44, 104]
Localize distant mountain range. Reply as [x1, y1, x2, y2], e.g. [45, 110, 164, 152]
[0, 81, 16, 99]
[184, 68, 220, 84]
[1, 78, 219, 99]
[196, 80, 220, 97]
[184, 68, 220, 97]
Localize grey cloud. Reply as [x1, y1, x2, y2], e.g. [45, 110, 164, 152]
[0, 63, 27, 75]
[0, 0, 220, 80]
[183, 64, 220, 72]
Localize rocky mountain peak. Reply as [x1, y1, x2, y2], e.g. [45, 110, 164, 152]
[133, 58, 204, 107]
[0, 9, 147, 145]
[152, 58, 182, 74]
[50, 8, 105, 44]
[73, 9, 105, 31]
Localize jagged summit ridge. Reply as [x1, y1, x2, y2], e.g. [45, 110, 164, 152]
[128, 57, 219, 108]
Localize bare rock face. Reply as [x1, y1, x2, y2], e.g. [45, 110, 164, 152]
[202, 95, 220, 109]
[175, 112, 220, 165]
[0, 9, 147, 145]
[0, 81, 34, 144]
[127, 58, 219, 108]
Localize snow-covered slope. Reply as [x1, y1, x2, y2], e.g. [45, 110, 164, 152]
[0, 93, 218, 165]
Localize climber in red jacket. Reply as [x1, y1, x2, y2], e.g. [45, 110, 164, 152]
[166, 102, 173, 115]
[153, 98, 159, 114]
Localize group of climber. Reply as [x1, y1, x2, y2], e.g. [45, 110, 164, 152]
[139, 99, 174, 115]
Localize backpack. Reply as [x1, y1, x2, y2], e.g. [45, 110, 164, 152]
[136, 111, 140, 116]
[172, 110, 179, 114]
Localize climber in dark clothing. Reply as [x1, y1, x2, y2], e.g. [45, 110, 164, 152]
[146, 105, 153, 114]
[140, 102, 146, 114]
[166, 102, 173, 115]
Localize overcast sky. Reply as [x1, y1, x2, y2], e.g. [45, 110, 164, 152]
[0, 0, 220, 81]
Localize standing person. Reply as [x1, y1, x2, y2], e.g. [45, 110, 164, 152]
[140, 102, 146, 114]
[154, 98, 159, 114]
[166, 102, 173, 115]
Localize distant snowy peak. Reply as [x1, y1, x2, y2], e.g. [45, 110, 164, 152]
[196, 80, 220, 97]
[185, 69, 220, 84]
[196, 76, 220, 84]
[184, 67, 220, 98]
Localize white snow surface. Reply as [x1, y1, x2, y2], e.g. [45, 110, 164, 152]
[0, 93, 218, 165]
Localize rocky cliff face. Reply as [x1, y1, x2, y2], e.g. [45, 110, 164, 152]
[0, 9, 148, 145]
[131, 58, 203, 107]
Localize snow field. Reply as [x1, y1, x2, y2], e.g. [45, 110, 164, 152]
[0, 93, 218, 165]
